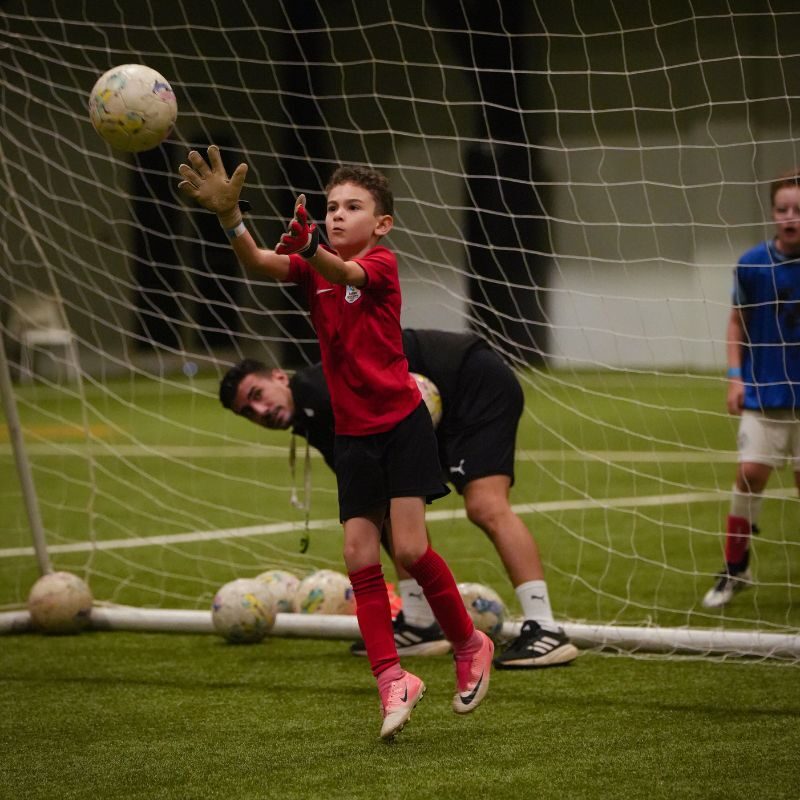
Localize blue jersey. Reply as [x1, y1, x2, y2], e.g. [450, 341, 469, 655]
[733, 240, 800, 409]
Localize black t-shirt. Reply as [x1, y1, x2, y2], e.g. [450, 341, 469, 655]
[401, 328, 486, 405]
[289, 329, 488, 466]
[289, 364, 336, 470]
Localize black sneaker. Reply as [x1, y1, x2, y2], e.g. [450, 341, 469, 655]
[493, 620, 578, 669]
[350, 611, 451, 657]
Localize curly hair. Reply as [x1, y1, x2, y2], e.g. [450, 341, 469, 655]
[325, 165, 393, 216]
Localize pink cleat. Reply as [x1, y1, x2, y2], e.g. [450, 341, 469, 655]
[452, 631, 494, 714]
[380, 671, 426, 740]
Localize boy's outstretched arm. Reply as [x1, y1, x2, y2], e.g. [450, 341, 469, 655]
[177, 145, 291, 281]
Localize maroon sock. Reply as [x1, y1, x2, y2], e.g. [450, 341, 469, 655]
[724, 515, 751, 568]
[349, 564, 399, 679]
[406, 546, 474, 647]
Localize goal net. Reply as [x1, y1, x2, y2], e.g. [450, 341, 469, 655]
[1, 1, 798, 660]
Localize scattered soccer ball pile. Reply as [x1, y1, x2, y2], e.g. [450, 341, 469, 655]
[211, 568, 356, 644]
[25, 568, 506, 644]
[209, 573, 506, 645]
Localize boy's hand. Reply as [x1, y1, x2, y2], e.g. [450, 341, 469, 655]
[275, 194, 319, 257]
[178, 145, 248, 229]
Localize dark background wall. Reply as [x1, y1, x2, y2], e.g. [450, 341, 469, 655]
[1, 1, 798, 371]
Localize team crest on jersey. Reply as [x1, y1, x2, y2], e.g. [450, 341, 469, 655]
[345, 285, 361, 304]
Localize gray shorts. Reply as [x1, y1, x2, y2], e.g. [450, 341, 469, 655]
[737, 409, 800, 470]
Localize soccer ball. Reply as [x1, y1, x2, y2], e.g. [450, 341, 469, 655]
[458, 582, 506, 641]
[211, 578, 276, 643]
[255, 569, 300, 613]
[27, 571, 93, 634]
[411, 373, 442, 428]
[89, 64, 177, 152]
[294, 569, 356, 615]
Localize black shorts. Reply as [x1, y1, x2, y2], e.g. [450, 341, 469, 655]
[438, 347, 524, 494]
[334, 401, 451, 522]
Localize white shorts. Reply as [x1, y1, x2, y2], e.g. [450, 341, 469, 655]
[737, 410, 800, 470]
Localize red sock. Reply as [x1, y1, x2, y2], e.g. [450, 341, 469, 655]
[349, 564, 399, 679]
[724, 515, 751, 568]
[406, 546, 474, 647]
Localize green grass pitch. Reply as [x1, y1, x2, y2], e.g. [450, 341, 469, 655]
[1, 369, 799, 797]
[2, 634, 798, 799]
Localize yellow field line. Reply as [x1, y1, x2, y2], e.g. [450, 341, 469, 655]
[0, 423, 112, 442]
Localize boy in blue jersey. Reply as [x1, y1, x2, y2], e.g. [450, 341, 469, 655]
[703, 169, 800, 608]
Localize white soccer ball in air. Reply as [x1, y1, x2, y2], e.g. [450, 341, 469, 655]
[458, 582, 506, 641]
[211, 578, 276, 643]
[27, 571, 93, 634]
[255, 569, 300, 613]
[89, 64, 177, 152]
[411, 372, 442, 428]
[294, 569, 356, 615]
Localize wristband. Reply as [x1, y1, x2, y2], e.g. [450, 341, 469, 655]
[224, 221, 247, 240]
[727, 367, 742, 379]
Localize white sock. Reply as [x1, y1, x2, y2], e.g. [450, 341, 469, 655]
[515, 580, 559, 631]
[398, 579, 435, 627]
[730, 485, 763, 527]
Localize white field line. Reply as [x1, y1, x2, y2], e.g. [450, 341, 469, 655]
[0, 444, 738, 462]
[4, 487, 795, 561]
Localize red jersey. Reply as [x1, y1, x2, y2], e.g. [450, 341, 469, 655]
[286, 245, 421, 435]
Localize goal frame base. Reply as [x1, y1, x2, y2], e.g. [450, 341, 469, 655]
[1, 606, 798, 659]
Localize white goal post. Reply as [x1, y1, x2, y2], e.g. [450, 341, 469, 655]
[1, 1, 799, 661]
[2, 607, 798, 661]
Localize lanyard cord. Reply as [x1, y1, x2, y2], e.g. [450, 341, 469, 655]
[289, 433, 312, 552]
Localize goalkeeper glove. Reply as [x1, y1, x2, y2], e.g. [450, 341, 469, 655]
[275, 194, 319, 258]
[177, 144, 248, 230]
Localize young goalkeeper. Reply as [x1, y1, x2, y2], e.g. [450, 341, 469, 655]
[178, 146, 493, 739]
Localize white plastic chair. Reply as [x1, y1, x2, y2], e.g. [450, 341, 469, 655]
[7, 294, 79, 384]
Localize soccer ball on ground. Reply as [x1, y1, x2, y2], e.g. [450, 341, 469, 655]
[89, 64, 177, 152]
[458, 582, 506, 641]
[294, 569, 356, 615]
[255, 569, 300, 613]
[27, 571, 93, 634]
[211, 578, 276, 644]
[411, 373, 442, 428]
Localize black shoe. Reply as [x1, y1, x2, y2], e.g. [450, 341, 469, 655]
[493, 620, 578, 669]
[350, 611, 451, 657]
